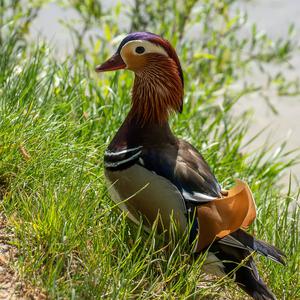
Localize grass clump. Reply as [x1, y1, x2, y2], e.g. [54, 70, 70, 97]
[0, 0, 299, 299]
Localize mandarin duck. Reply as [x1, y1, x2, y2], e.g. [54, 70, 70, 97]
[95, 32, 285, 300]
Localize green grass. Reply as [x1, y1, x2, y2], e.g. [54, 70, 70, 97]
[0, 1, 300, 299]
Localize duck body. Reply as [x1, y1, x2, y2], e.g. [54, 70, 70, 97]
[96, 32, 286, 300]
[104, 116, 220, 236]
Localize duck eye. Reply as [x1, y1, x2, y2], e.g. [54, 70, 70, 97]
[135, 46, 145, 54]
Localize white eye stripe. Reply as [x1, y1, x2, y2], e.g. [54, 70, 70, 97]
[120, 40, 168, 63]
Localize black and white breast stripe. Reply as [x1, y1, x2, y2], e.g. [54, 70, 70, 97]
[104, 146, 143, 170]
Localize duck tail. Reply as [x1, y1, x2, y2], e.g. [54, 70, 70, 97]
[202, 230, 286, 299]
[211, 242, 277, 299]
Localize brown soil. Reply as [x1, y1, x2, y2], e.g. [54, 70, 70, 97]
[0, 213, 47, 300]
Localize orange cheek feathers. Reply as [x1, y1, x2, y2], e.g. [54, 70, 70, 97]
[122, 48, 147, 72]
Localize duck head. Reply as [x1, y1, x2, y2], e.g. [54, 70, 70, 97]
[96, 32, 184, 125]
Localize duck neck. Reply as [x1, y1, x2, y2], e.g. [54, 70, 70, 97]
[108, 113, 176, 151]
[129, 59, 183, 125]
[109, 60, 183, 151]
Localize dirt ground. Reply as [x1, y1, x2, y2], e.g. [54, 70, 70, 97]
[0, 214, 47, 300]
